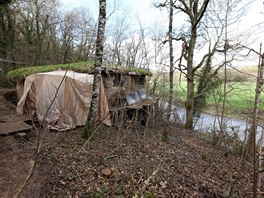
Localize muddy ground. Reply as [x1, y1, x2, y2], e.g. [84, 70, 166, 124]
[0, 90, 254, 198]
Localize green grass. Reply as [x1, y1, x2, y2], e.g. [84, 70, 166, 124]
[7, 61, 152, 80]
[174, 81, 188, 99]
[150, 79, 263, 113]
[7, 61, 94, 80]
[206, 82, 258, 111]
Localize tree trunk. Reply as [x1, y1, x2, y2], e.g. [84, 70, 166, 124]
[248, 54, 264, 152]
[0, 7, 8, 64]
[218, 4, 229, 146]
[0, 2, 13, 69]
[248, 51, 264, 198]
[185, 74, 194, 129]
[257, 128, 264, 196]
[83, 0, 106, 139]
[167, 0, 174, 120]
[185, 28, 196, 129]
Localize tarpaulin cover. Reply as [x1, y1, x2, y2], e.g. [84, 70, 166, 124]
[17, 70, 111, 131]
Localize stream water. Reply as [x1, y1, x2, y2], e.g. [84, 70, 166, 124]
[160, 102, 263, 141]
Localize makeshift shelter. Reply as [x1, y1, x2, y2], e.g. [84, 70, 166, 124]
[101, 69, 148, 108]
[100, 69, 159, 126]
[17, 70, 111, 131]
[8, 62, 155, 129]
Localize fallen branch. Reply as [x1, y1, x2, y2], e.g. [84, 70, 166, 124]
[133, 167, 159, 198]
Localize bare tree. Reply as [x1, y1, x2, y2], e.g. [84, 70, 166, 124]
[172, 0, 251, 129]
[173, 0, 210, 129]
[11, 0, 61, 66]
[0, 0, 99, 69]
[149, 22, 169, 94]
[60, 10, 76, 64]
[246, 45, 264, 197]
[0, 0, 15, 70]
[76, 9, 97, 61]
[83, 0, 106, 139]
[106, 10, 129, 66]
[135, 16, 151, 69]
[155, 0, 175, 119]
[124, 35, 142, 67]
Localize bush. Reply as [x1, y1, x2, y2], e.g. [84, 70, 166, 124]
[218, 69, 250, 82]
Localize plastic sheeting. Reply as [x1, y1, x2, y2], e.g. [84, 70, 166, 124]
[17, 70, 111, 131]
[126, 89, 147, 105]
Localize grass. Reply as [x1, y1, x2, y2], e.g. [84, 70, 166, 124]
[7, 61, 94, 80]
[207, 82, 258, 111]
[7, 61, 152, 80]
[149, 79, 263, 113]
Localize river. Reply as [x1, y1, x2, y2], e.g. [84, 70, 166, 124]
[160, 102, 263, 141]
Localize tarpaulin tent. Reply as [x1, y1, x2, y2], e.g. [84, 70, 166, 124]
[17, 70, 111, 131]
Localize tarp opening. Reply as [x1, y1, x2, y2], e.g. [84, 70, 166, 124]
[17, 70, 111, 131]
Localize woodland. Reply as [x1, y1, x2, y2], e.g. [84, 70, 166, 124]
[0, 0, 264, 197]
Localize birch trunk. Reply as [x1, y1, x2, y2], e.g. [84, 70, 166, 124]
[83, 0, 106, 139]
[250, 51, 264, 197]
[218, 1, 229, 147]
[257, 128, 264, 196]
[167, 0, 174, 120]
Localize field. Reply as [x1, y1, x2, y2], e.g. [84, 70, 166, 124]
[149, 66, 263, 114]
[173, 81, 261, 110]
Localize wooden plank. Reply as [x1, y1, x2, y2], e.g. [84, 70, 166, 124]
[0, 115, 31, 123]
[109, 106, 125, 112]
[0, 121, 32, 135]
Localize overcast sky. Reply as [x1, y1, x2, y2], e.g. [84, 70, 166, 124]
[61, 0, 162, 26]
[61, 0, 264, 66]
[61, 0, 264, 40]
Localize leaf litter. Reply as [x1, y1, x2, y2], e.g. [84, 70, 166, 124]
[0, 122, 255, 197]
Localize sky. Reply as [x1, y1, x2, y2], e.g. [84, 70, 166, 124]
[61, 0, 264, 67]
[61, 0, 157, 16]
[61, 0, 163, 27]
[61, 0, 264, 26]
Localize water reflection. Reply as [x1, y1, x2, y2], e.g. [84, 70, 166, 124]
[160, 102, 262, 141]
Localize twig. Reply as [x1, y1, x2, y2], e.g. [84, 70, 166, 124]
[13, 127, 47, 198]
[0, 58, 28, 65]
[78, 119, 106, 153]
[13, 69, 69, 198]
[133, 168, 159, 198]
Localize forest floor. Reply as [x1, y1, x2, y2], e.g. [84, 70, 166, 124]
[0, 89, 255, 198]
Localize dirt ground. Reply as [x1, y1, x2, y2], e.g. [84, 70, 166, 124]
[0, 90, 254, 198]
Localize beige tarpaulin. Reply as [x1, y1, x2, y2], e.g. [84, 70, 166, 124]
[17, 70, 111, 131]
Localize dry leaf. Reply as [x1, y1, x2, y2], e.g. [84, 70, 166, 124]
[102, 167, 112, 176]
[160, 181, 166, 189]
[74, 191, 79, 198]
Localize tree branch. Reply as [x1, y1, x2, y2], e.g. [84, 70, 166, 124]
[193, 0, 210, 30]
